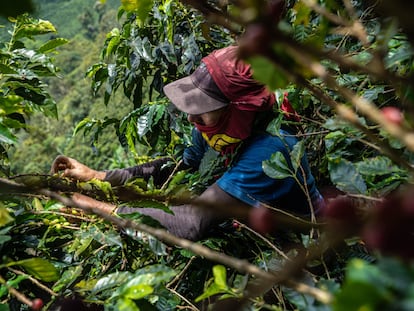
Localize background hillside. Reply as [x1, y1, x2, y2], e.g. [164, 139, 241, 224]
[5, 0, 136, 175]
[2, 1, 414, 310]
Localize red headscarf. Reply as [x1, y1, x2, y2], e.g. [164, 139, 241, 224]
[196, 46, 276, 155]
[202, 46, 275, 111]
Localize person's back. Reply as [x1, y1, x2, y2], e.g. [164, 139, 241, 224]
[185, 127, 322, 217]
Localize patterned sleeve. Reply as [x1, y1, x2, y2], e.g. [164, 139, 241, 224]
[104, 157, 175, 186]
[104, 129, 208, 187]
[182, 128, 209, 170]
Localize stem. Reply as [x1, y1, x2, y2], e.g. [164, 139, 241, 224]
[39, 189, 333, 305]
[7, 19, 19, 53]
[8, 267, 58, 297]
[0, 274, 35, 308]
[236, 220, 290, 261]
[160, 159, 183, 191]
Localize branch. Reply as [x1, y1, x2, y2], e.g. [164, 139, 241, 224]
[287, 44, 414, 155]
[38, 189, 333, 305]
[8, 267, 58, 297]
[261, 41, 414, 172]
[0, 274, 40, 309]
[301, 0, 369, 45]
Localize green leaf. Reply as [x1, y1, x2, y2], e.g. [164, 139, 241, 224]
[133, 37, 153, 62]
[158, 42, 177, 64]
[72, 235, 94, 259]
[195, 282, 226, 302]
[8, 258, 59, 282]
[0, 95, 24, 114]
[89, 225, 122, 248]
[0, 123, 18, 145]
[123, 284, 154, 300]
[0, 275, 27, 299]
[92, 271, 132, 294]
[147, 104, 165, 128]
[263, 151, 292, 179]
[212, 265, 228, 289]
[324, 130, 347, 154]
[290, 140, 305, 173]
[0, 64, 17, 74]
[107, 265, 175, 304]
[2, 117, 25, 131]
[122, 265, 176, 288]
[386, 45, 413, 69]
[249, 56, 289, 89]
[362, 86, 385, 101]
[328, 158, 367, 194]
[346, 259, 382, 284]
[195, 265, 232, 302]
[333, 259, 392, 311]
[165, 170, 190, 196]
[3, 79, 53, 106]
[105, 31, 121, 57]
[38, 38, 69, 53]
[333, 281, 384, 311]
[0, 235, 11, 246]
[292, 1, 312, 26]
[124, 199, 170, 212]
[53, 265, 83, 293]
[356, 156, 406, 177]
[15, 18, 56, 40]
[121, 0, 153, 22]
[0, 206, 14, 227]
[116, 297, 140, 311]
[137, 113, 149, 137]
[73, 118, 95, 136]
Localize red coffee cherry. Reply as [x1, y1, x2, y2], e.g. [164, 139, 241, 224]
[248, 206, 276, 235]
[31, 298, 44, 310]
[232, 220, 241, 230]
[362, 190, 414, 260]
[323, 196, 360, 236]
[381, 106, 403, 125]
[323, 196, 358, 221]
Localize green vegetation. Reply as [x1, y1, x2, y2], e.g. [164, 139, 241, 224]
[6, 0, 134, 174]
[1, 0, 414, 310]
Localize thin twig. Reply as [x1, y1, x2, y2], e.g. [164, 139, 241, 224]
[281, 42, 414, 160]
[167, 287, 200, 311]
[34, 210, 97, 223]
[0, 274, 35, 308]
[8, 267, 58, 297]
[236, 220, 290, 261]
[167, 256, 197, 290]
[161, 159, 183, 191]
[38, 189, 333, 305]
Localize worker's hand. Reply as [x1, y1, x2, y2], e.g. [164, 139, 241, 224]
[50, 155, 106, 181]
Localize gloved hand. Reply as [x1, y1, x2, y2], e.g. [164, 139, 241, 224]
[50, 155, 106, 181]
[104, 157, 185, 186]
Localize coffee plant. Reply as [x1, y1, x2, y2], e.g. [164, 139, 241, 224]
[1, 1, 414, 310]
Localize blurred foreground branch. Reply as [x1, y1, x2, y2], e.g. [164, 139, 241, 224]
[39, 188, 333, 305]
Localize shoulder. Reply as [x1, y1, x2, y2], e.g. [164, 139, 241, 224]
[240, 130, 298, 158]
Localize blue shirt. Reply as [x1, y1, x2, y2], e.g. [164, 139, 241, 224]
[183, 128, 321, 215]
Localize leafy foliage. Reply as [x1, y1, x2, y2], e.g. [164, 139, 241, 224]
[0, 14, 67, 176]
[82, 0, 233, 157]
[1, 0, 414, 311]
